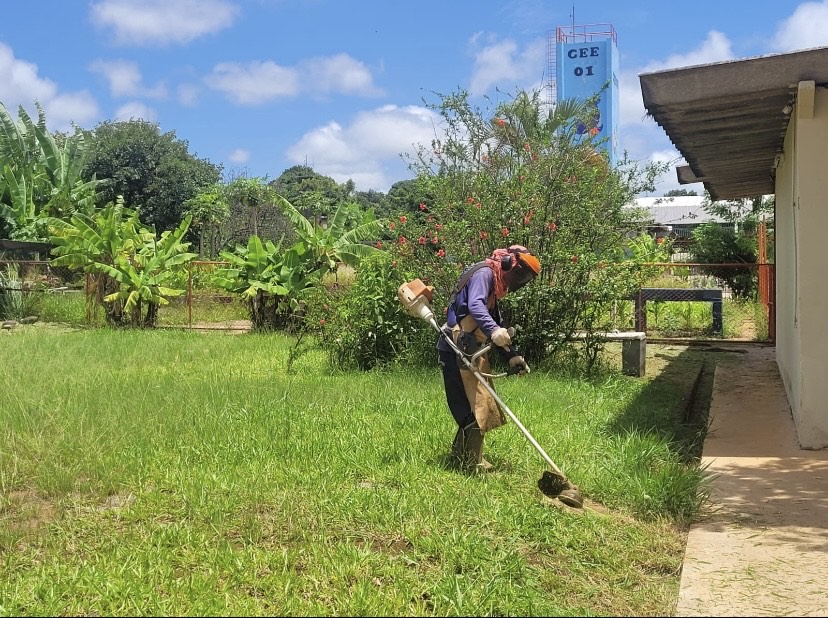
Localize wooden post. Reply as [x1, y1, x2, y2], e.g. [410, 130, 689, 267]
[188, 263, 193, 328]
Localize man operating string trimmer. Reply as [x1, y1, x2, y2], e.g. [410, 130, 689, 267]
[397, 244, 583, 507]
[437, 245, 538, 472]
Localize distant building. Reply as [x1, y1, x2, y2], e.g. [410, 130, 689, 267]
[628, 195, 731, 245]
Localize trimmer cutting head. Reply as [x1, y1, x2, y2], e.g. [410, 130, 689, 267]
[538, 471, 584, 508]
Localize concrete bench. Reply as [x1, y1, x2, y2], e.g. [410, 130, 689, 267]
[568, 330, 647, 377]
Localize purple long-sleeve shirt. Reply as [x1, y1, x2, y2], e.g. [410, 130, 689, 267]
[437, 266, 500, 351]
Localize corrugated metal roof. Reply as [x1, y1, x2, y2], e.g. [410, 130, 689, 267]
[639, 46, 828, 201]
[628, 196, 728, 226]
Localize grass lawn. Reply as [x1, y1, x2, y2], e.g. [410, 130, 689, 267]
[0, 325, 713, 616]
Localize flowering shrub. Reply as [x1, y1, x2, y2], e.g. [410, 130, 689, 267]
[384, 88, 668, 366]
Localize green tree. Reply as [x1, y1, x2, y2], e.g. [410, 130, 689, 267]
[82, 120, 221, 233]
[386, 178, 433, 215]
[271, 165, 345, 224]
[387, 87, 667, 366]
[352, 188, 392, 218]
[688, 194, 774, 298]
[184, 183, 230, 258]
[664, 188, 698, 197]
[224, 176, 274, 238]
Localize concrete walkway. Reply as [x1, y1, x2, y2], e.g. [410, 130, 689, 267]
[675, 345, 828, 617]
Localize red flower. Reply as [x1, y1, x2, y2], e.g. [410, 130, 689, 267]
[435, 223, 443, 230]
[438, 249, 446, 258]
[418, 236, 427, 245]
[399, 236, 407, 244]
[389, 222, 396, 230]
[656, 237, 665, 244]
[548, 222, 557, 231]
[466, 196, 475, 204]
[399, 215, 407, 223]
[501, 227, 509, 237]
[419, 203, 427, 211]
[479, 230, 488, 240]
[375, 241, 383, 249]
[319, 319, 326, 326]
[571, 255, 579, 263]
[495, 118, 505, 126]
[431, 237, 438, 244]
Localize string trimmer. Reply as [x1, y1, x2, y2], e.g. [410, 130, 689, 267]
[398, 279, 584, 509]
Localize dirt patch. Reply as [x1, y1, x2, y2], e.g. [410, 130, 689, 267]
[188, 320, 252, 334]
[3, 490, 56, 533]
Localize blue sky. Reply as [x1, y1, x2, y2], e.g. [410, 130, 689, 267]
[2, 0, 826, 197]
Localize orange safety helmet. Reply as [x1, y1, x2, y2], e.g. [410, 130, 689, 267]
[502, 245, 541, 291]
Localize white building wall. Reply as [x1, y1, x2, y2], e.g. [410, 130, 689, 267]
[776, 86, 828, 449]
[774, 123, 799, 434]
[793, 86, 828, 448]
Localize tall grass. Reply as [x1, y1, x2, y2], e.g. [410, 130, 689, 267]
[0, 264, 39, 320]
[0, 328, 709, 616]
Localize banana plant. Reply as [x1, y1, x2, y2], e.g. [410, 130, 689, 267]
[49, 197, 194, 326]
[98, 216, 196, 326]
[0, 101, 103, 238]
[35, 125, 104, 219]
[276, 195, 385, 274]
[212, 234, 314, 331]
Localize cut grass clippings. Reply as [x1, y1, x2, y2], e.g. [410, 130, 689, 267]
[0, 326, 712, 616]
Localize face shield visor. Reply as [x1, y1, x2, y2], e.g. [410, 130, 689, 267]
[504, 263, 537, 292]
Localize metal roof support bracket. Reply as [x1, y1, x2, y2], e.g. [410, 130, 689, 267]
[798, 81, 815, 120]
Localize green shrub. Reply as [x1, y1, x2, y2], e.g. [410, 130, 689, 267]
[309, 254, 436, 370]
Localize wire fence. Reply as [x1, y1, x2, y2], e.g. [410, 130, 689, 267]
[619, 262, 775, 342]
[0, 259, 776, 343]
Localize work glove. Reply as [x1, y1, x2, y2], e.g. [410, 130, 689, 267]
[491, 327, 512, 348]
[509, 355, 530, 376]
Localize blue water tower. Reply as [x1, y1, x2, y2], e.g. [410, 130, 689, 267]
[549, 23, 619, 165]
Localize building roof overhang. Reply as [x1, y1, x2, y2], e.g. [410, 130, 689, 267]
[639, 46, 828, 201]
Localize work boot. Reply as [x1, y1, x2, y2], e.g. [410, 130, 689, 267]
[456, 423, 494, 473]
[451, 426, 464, 461]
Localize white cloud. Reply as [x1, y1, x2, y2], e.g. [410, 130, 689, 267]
[286, 104, 439, 192]
[90, 0, 239, 46]
[114, 101, 157, 122]
[46, 92, 101, 130]
[205, 53, 384, 105]
[204, 61, 300, 104]
[621, 31, 734, 128]
[300, 53, 384, 97]
[642, 149, 703, 197]
[0, 42, 99, 131]
[228, 148, 250, 164]
[613, 31, 735, 196]
[468, 35, 546, 96]
[88, 59, 167, 99]
[772, 0, 828, 52]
